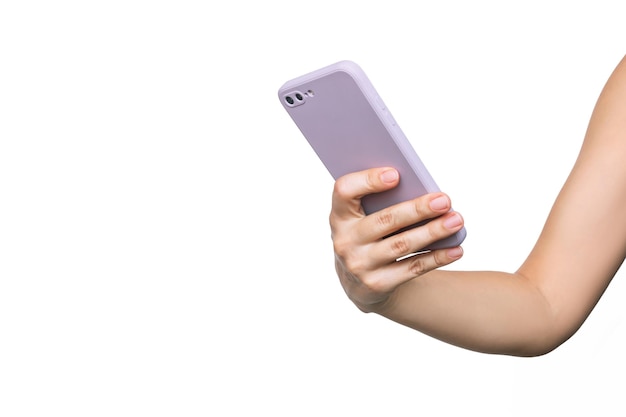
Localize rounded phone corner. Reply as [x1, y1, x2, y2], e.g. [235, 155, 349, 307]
[330, 60, 368, 81]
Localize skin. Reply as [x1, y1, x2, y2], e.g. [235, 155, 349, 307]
[330, 55, 626, 357]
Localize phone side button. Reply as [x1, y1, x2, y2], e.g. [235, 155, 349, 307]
[376, 95, 396, 126]
[375, 94, 387, 111]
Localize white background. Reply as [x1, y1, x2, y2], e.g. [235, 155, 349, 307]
[1, 1, 625, 416]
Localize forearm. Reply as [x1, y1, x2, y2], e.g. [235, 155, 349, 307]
[374, 269, 560, 356]
[374, 55, 626, 357]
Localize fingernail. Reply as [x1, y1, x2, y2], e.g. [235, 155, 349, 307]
[443, 213, 462, 229]
[447, 246, 463, 259]
[429, 196, 449, 211]
[380, 169, 398, 184]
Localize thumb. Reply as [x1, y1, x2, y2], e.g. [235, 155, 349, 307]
[331, 167, 399, 218]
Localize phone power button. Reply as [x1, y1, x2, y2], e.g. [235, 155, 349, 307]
[375, 95, 396, 126]
[375, 95, 387, 110]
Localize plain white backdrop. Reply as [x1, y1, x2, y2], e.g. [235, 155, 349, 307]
[1, 1, 625, 416]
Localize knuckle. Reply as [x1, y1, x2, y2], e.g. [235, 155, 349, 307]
[344, 256, 368, 277]
[408, 256, 429, 276]
[332, 235, 351, 258]
[365, 170, 379, 190]
[432, 250, 449, 268]
[390, 235, 410, 257]
[332, 178, 351, 199]
[423, 220, 444, 243]
[360, 274, 387, 294]
[375, 210, 396, 229]
[425, 223, 439, 242]
[333, 240, 369, 276]
[412, 199, 426, 219]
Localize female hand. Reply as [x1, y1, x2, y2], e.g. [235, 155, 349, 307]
[330, 167, 465, 312]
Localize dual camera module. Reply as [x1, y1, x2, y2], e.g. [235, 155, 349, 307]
[283, 90, 314, 108]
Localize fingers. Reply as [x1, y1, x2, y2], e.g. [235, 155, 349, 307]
[337, 206, 464, 276]
[355, 192, 456, 243]
[374, 246, 464, 292]
[366, 210, 464, 262]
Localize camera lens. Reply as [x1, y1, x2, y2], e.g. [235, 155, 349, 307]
[295, 93, 303, 101]
[285, 96, 294, 105]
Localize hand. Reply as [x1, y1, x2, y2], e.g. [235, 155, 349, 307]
[330, 167, 465, 312]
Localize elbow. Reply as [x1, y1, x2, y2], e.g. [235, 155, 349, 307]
[505, 271, 587, 357]
[513, 338, 566, 358]
[503, 315, 582, 358]
[522, 325, 583, 357]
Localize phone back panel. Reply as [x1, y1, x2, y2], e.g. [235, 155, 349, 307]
[278, 61, 466, 250]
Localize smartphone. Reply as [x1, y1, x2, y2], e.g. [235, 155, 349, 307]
[278, 60, 466, 251]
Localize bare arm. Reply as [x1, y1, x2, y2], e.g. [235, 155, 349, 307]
[330, 55, 626, 356]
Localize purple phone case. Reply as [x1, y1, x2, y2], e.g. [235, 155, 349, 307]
[278, 60, 466, 250]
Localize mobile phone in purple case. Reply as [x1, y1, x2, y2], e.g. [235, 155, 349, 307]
[278, 60, 465, 251]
